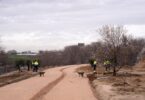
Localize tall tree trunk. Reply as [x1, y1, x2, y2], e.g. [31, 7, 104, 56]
[113, 50, 117, 76]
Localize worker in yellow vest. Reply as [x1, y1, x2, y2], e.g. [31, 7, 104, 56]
[104, 60, 111, 71]
[33, 60, 39, 72]
[93, 60, 97, 70]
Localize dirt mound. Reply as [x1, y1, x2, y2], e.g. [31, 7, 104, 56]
[0, 71, 38, 87]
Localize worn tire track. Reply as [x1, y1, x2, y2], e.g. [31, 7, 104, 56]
[30, 68, 66, 100]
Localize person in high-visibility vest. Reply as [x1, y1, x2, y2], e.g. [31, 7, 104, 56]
[93, 60, 97, 70]
[104, 60, 111, 71]
[33, 60, 39, 72]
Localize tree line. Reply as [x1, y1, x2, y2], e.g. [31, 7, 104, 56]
[38, 25, 145, 75]
[0, 25, 145, 75]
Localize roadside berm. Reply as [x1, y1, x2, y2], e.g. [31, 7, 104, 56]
[77, 63, 145, 100]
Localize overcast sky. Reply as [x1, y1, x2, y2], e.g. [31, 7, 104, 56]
[0, 0, 145, 52]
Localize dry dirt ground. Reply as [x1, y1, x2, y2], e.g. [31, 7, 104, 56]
[77, 62, 145, 100]
[0, 65, 97, 100]
[0, 71, 38, 87]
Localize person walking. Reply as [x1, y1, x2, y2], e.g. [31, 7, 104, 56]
[93, 60, 97, 71]
[33, 60, 39, 72]
[104, 60, 111, 71]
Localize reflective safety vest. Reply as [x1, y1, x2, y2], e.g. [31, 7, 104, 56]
[104, 60, 111, 65]
[34, 61, 39, 66]
[93, 61, 97, 65]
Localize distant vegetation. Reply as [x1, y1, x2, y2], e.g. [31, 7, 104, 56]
[0, 50, 36, 74]
[38, 25, 145, 76]
[0, 25, 145, 75]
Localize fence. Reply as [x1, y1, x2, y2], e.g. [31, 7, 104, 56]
[0, 65, 17, 75]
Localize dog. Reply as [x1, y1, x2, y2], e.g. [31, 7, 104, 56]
[77, 71, 84, 77]
[39, 71, 45, 77]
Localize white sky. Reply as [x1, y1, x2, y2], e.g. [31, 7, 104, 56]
[0, 0, 145, 52]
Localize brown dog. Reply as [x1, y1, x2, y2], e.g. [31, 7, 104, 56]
[77, 71, 84, 77]
[39, 71, 45, 77]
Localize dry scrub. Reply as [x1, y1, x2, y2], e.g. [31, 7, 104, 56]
[77, 63, 145, 100]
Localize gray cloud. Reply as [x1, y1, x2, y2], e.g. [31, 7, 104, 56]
[0, 0, 145, 51]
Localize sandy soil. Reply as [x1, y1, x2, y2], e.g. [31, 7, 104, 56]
[0, 65, 97, 100]
[43, 65, 97, 100]
[77, 63, 145, 100]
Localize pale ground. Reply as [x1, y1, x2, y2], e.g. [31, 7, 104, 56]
[0, 65, 97, 100]
[76, 63, 145, 100]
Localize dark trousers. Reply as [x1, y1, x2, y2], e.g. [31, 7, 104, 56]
[93, 65, 96, 70]
[33, 65, 38, 72]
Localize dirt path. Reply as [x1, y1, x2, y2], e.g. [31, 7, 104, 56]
[0, 65, 97, 100]
[43, 65, 97, 100]
[30, 68, 66, 100]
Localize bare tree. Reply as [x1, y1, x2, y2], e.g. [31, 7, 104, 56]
[99, 25, 127, 76]
[63, 45, 84, 64]
[130, 38, 145, 62]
